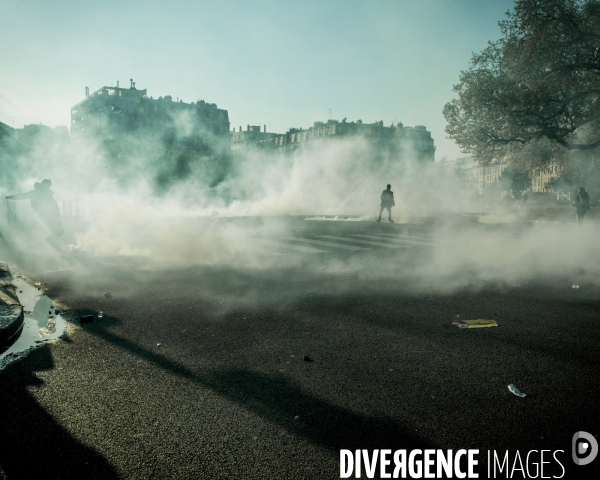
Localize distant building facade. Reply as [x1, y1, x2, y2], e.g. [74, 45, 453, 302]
[530, 163, 563, 193]
[70, 80, 230, 138]
[230, 125, 277, 151]
[248, 119, 435, 162]
[459, 160, 509, 195]
[460, 159, 565, 196]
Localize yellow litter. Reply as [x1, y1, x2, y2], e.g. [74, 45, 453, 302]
[452, 319, 498, 329]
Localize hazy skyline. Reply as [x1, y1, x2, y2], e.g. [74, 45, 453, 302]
[1, 0, 515, 160]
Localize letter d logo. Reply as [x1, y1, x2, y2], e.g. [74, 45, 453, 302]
[572, 431, 598, 466]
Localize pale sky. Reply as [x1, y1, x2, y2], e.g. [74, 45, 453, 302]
[0, 0, 515, 160]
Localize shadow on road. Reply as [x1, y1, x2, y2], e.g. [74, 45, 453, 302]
[0, 346, 120, 480]
[79, 314, 434, 454]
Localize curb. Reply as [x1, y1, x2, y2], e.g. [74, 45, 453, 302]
[0, 263, 24, 347]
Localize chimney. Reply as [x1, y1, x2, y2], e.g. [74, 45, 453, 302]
[264, 125, 266, 133]
[117, 80, 119, 88]
[247, 124, 249, 131]
[85, 86, 89, 97]
[239, 126, 242, 132]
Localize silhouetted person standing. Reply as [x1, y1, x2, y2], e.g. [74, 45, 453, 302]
[377, 184, 395, 223]
[573, 187, 590, 224]
[6, 179, 66, 251]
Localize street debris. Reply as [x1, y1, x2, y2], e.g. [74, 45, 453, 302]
[80, 315, 94, 323]
[303, 355, 312, 362]
[452, 319, 498, 329]
[104, 292, 113, 298]
[508, 384, 527, 397]
[572, 284, 580, 289]
[156, 343, 162, 347]
[39, 319, 56, 337]
[98, 311, 103, 318]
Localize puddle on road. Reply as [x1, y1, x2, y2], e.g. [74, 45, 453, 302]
[0, 277, 67, 371]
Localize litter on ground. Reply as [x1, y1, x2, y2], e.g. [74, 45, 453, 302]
[452, 319, 498, 329]
[508, 384, 527, 397]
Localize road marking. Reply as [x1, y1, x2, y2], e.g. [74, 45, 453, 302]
[281, 237, 370, 251]
[377, 232, 514, 245]
[317, 235, 410, 248]
[351, 234, 437, 247]
[253, 239, 329, 254]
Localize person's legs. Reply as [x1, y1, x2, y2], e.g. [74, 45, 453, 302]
[577, 211, 586, 224]
[41, 215, 67, 252]
[387, 206, 394, 222]
[377, 206, 385, 222]
[42, 215, 65, 237]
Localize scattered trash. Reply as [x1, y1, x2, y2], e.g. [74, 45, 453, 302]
[294, 415, 300, 420]
[34, 282, 41, 287]
[98, 311, 103, 318]
[303, 355, 312, 362]
[104, 292, 113, 299]
[19, 290, 22, 293]
[508, 384, 527, 397]
[452, 319, 498, 329]
[156, 343, 162, 347]
[572, 284, 580, 289]
[80, 315, 94, 323]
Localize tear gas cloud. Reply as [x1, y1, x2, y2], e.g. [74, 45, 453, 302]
[1, 113, 597, 292]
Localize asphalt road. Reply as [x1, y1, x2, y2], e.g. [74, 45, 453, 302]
[1, 216, 599, 479]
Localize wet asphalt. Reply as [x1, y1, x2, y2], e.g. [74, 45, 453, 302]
[1, 217, 599, 479]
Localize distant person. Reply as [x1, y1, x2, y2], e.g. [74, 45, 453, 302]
[6, 179, 66, 251]
[377, 184, 395, 223]
[573, 187, 590, 224]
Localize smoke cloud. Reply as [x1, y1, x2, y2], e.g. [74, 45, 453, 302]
[1, 115, 597, 295]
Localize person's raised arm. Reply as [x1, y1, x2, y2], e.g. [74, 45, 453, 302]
[5, 191, 34, 200]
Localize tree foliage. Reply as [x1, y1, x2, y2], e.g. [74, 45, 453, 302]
[444, 0, 600, 164]
[499, 167, 531, 196]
